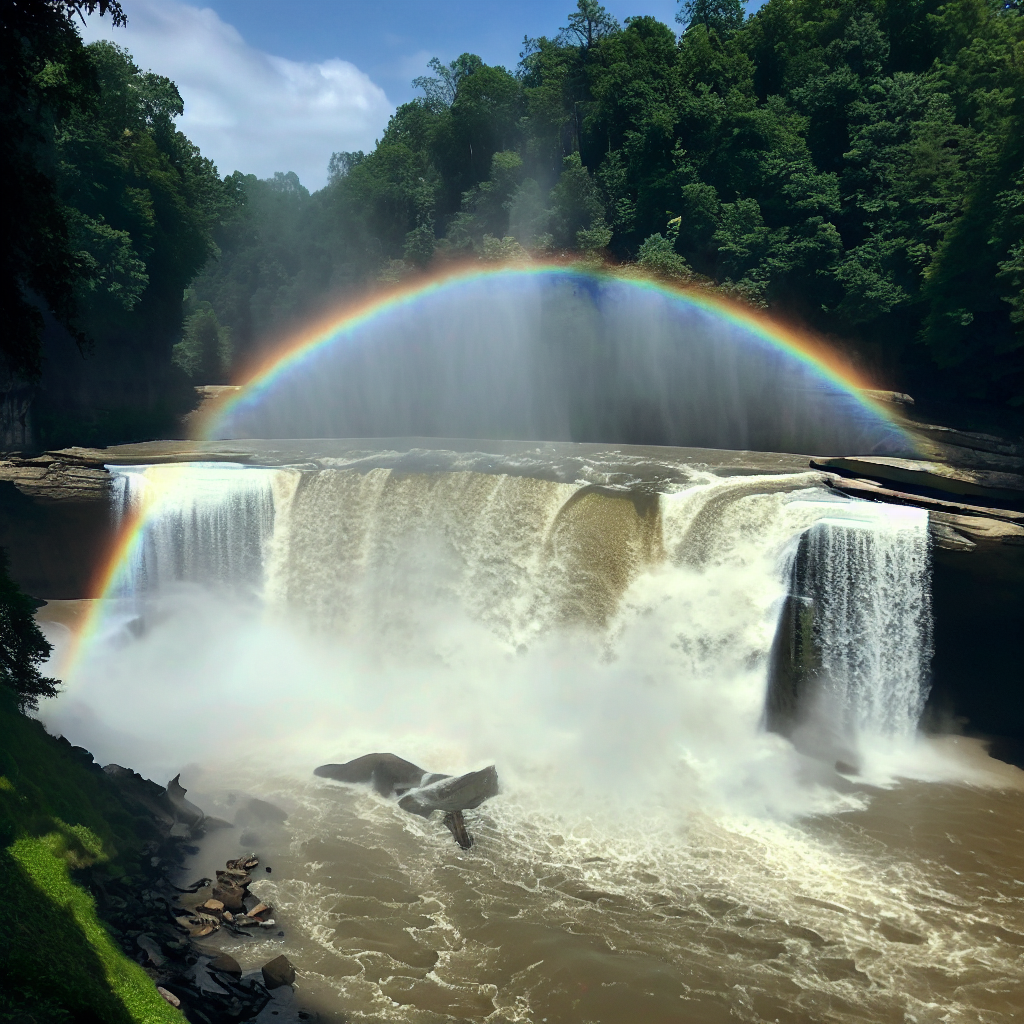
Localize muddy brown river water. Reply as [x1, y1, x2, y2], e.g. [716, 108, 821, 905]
[164, 740, 1024, 1024]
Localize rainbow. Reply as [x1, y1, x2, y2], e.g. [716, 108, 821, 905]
[61, 263, 914, 678]
[198, 263, 913, 442]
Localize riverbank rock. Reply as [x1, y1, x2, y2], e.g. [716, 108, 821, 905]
[208, 952, 242, 977]
[211, 881, 245, 912]
[262, 954, 296, 989]
[164, 773, 206, 827]
[0, 452, 110, 500]
[156, 986, 180, 1007]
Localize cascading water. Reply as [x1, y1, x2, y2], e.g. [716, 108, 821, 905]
[109, 463, 277, 598]
[804, 511, 932, 737]
[764, 502, 933, 766]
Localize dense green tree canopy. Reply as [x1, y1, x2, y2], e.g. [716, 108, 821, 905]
[2, 2, 239, 446]
[189, 0, 1023, 411]
[12, 0, 1021, 428]
[0, 1, 126, 380]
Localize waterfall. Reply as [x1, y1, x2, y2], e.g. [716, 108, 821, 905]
[804, 509, 932, 737]
[262, 469, 661, 645]
[96, 460, 935, 790]
[108, 463, 278, 598]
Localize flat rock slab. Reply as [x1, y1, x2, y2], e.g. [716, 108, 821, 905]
[45, 438, 818, 477]
[824, 474, 1024, 522]
[0, 455, 110, 500]
[48, 442, 257, 467]
[911, 439, 1024, 473]
[812, 456, 1024, 501]
[907, 422, 1023, 457]
[929, 511, 1024, 545]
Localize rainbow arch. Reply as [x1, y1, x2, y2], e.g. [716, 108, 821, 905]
[199, 263, 914, 446]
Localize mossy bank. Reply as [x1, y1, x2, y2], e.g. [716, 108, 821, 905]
[0, 690, 184, 1023]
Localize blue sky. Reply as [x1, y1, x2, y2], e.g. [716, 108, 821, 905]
[201, 0, 687, 101]
[84, 1, 762, 190]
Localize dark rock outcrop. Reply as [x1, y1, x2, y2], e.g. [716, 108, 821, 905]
[812, 455, 1024, 502]
[234, 796, 288, 826]
[315, 753, 499, 849]
[208, 953, 242, 978]
[314, 752, 444, 797]
[164, 773, 206, 828]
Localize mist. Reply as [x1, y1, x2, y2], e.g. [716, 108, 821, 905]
[215, 271, 908, 457]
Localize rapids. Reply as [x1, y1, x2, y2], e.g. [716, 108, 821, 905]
[37, 444, 1024, 1024]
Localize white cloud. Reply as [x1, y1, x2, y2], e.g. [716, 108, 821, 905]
[81, 0, 393, 191]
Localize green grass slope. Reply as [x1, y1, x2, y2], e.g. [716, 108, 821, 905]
[0, 692, 184, 1024]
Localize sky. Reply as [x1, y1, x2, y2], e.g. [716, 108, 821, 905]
[82, 0, 761, 191]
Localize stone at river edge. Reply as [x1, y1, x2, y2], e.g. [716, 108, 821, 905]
[262, 954, 297, 989]
[209, 953, 242, 977]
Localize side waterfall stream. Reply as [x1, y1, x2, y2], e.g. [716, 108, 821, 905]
[40, 450, 1024, 1024]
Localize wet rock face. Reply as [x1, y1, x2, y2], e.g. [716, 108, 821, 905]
[927, 542, 1024, 752]
[768, 522, 1024, 763]
[211, 881, 245, 912]
[209, 953, 242, 977]
[165, 774, 206, 828]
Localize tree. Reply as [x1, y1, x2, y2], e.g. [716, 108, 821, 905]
[327, 150, 364, 182]
[676, 1, 745, 37]
[559, 0, 621, 49]
[185, 0, 1024, 412]
[413, 54, 484, 110]
[172, 305, 231, 381]
[637, 225, 693, 279]
[0, 549, 58, 714]
[33, 39, 242, 447]
[550, 153, 612, 250]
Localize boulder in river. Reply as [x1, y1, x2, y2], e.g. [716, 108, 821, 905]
[397, 765, 499, 816]
[314, 752, 445, 796]
[315, 753, 499, 848]
[211, 882, 245, 912]
[208, 953, 242, 977]
[234, 796, 288, 826]
[262, 954, 296, 989]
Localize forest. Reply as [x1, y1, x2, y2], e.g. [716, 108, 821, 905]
[4, 0, 1023, 447]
